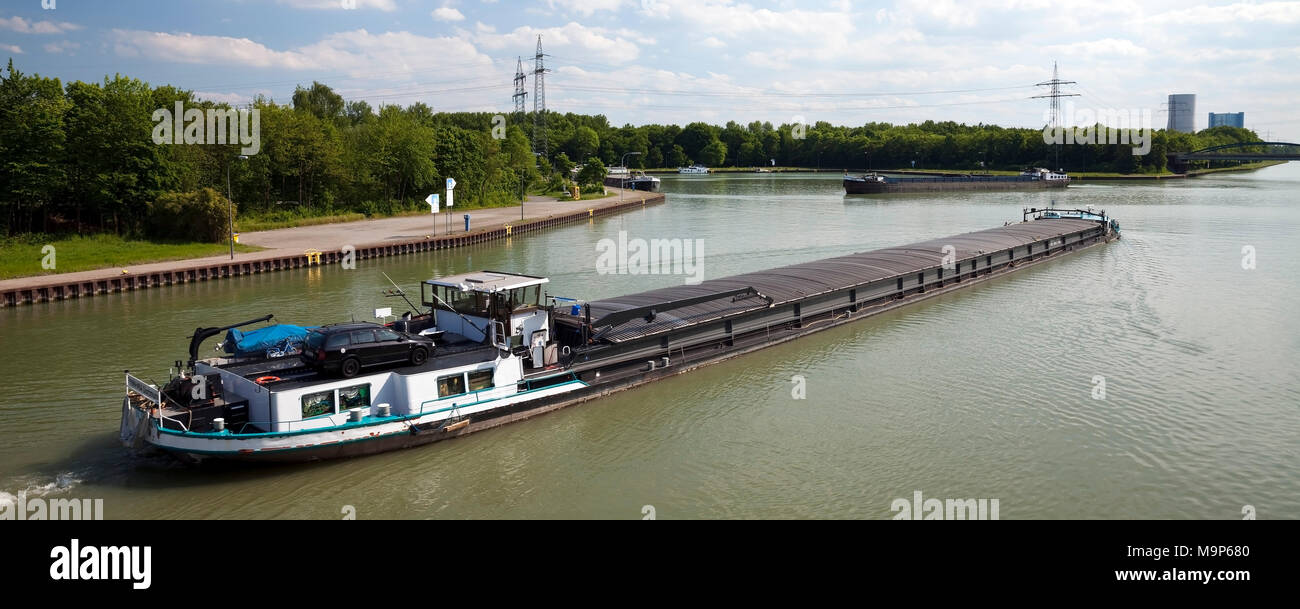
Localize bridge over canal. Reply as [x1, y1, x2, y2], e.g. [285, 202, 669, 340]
[1169, 141, 1300, 173]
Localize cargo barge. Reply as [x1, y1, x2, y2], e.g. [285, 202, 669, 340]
[845, 168, 1069, 194]
[121, 208, 1118, 463]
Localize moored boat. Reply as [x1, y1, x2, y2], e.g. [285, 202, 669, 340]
[678, 165, 710, 174]
[604, 168, 661, 192]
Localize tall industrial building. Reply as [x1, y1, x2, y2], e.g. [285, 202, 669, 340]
[1208, 112, 1245, 128]
[1167, 94, 1196, 133]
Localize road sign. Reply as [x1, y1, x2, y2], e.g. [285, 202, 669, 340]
[426, 194, 439, 213]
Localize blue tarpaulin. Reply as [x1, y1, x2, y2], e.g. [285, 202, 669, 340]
[224, 324, 315, 357]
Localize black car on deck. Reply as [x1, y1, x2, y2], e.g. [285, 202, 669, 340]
[301, 322, 436, 378]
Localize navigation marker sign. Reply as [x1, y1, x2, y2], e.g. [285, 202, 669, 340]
[426, 194, 440, 213]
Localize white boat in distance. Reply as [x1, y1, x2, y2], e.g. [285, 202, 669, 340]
[678, 165, 710, 174]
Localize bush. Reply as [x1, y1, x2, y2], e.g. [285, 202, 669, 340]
[146, 188, 233, 243]
[544, 175, 568, 194]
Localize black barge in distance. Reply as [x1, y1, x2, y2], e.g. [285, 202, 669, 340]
[844, 168, 1070, 194]
[546, 209, 1119, 392]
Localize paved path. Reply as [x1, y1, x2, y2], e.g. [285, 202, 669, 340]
[0, 189, 658, 292]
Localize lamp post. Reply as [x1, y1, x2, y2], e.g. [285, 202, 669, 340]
[226, 154, 248, 260]
[620, 151, 641, 202]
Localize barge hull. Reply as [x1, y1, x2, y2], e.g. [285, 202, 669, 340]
[166, 218, 1117, 463]
[844, 178, 1069, 194]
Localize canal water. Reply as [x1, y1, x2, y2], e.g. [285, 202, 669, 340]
[2, 165, 1297, 519]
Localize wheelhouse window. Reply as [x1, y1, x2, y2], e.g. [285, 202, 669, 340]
[507, 285, 542, 311]
[467, 369, 494, 391]
[438, 374, 467, 398]
[339, 384, 371, 410]
[432, 285, 489, 316]
[302, 390, 335, 419]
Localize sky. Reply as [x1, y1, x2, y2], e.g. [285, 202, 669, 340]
[2, 0, 1298, 139]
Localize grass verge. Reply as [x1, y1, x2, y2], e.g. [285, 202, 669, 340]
[0, 234, 263, 280]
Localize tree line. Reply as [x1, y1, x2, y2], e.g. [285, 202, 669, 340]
[0, 59, 1266, 239]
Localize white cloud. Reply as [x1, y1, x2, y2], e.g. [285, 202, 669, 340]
[111, 28, 494, 77]
[700, 36, 725, 48]
[547, 0, 625, 17]
[1145, 1, 1300, 24]
[1043, 39, 1149, 59]
[470, 22, 642, 64]
[275, 0, 397, 10]
[0, 15, 83, 35]
[43, 40, 79, 54]
[112, 30, 319, 69]
[433, 7, 466, 22]
[1, 43, 21, 54]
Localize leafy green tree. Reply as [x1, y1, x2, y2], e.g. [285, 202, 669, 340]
[644, 147, 663, 169]
[668, 144, 687, 168]
[675, 122, 717, 163]
[0, 60, 68, 234]
[698, 140, 727, 167]
[576, 156, 606, 190]
[552, 152, 575, 177]
[345, 100, 374, 126]
[292, 81, 345, 123]
[574, 126, 600, 162]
